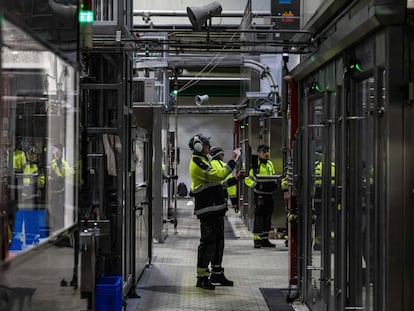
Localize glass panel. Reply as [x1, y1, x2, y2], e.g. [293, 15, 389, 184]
[307, 92, 336, 307]
[94, 0, 115, 22]
[1, 19, 79, 259]
[350, 76, 376, 310]
[308, 97, 323, 297]
[327, 92, 337, 306]
[2, 1, 78, 63]
[134, 138, 150, 275]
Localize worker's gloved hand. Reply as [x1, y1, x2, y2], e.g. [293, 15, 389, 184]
[236, 169, 245, 180]
[232, 148, 241, 161]
[287, 212, 297, 222]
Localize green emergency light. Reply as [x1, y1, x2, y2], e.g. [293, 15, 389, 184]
[350, 63, 363, 72]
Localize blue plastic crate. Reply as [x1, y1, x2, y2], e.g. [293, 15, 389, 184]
[95, 276, 122, 311]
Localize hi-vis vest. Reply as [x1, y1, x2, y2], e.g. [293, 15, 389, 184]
[210, 158, 237, 199]
[315, 160, 336, 185]
[13, 149, 26, 172]
[189, 153, 236, 217]
[52, 158, 74, 177]
[245, 159, 276, 195]
[22, 163, 45, 187]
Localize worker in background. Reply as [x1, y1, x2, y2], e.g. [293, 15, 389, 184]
[313, 152, 336, 251]
[50, 144, 74, 182]
[6, 137, 28, 248]
[188, 134, 241, 290]
[22, 145, 45, 203]
[11, 137, 27, 206]
[209, 146, 240, 213]
[49, 143, 75, 230]
[13, 137, 27, 173]
[245, 144, 277, 248]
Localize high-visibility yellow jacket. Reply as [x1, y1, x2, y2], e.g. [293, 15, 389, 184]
[189, 153, 237, 217]
[315, 160, 335, 185]
[22, 163, 45, 187]
[52, 158, 74, 177]
[281, 175, 288, 191]
[210, 158, 237, 199]
[13, 149, 26, 172]
[245, 159, 277, 195]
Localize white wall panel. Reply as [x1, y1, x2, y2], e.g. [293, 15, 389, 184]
[171, 114, 235, 190]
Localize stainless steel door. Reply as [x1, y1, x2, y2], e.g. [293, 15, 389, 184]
[133, 134, 151, 279]
[346, 75, 378, 311]
[303, 90, 337, 310]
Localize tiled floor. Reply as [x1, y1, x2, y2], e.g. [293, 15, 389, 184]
[126, 198, 305, 311]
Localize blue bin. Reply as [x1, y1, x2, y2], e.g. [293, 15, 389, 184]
[95, 276, 122, 311]
[10, 210, 47, 251]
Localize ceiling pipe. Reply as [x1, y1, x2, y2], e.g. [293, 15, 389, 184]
[132, 27, 312, 35]
[243, 59, 277, 92]
[178, 104, 245, 109]
[134, 10, 269, 18]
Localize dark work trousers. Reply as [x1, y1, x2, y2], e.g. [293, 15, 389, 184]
[197, 213, 225, 271]
[253, 194, 274, 238]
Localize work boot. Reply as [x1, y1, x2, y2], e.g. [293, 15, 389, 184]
[196, 276, 215, 290]
[254, 239, 262, 248]
[210, 268, 234, 286]
[261, 239, 276, 248]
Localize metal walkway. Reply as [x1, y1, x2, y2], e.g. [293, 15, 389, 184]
[126, 198, 306, 311]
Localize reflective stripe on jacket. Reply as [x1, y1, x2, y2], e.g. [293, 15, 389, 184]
[244, 159, 276, 195]
[22, 163, 45, 186]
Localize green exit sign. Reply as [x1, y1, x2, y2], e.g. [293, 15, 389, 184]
[79, 11, 94, 24]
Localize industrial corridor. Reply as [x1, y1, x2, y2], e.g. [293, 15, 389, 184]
[126, 198, 300, 311]
[1, 1, 413, 311]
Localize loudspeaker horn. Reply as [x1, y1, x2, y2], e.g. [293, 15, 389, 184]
[195, 95, 209, 106]
[186, 1, 222, 30]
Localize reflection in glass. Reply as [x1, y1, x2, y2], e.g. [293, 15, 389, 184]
[328, 92, 337, 306]
[354, 77, 376, 311]
[308, 98, 323, 295]
[2, 1, 78, 61]
[1, 19, 79, 260]
[307, 92, 337, 306]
